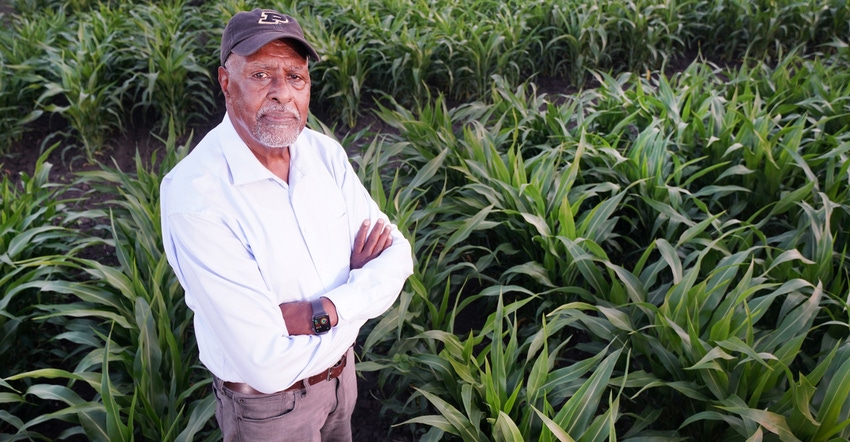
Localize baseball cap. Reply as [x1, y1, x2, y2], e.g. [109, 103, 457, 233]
[220, 9, 320, 66]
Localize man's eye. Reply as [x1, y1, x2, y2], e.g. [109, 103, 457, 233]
[253, 72, 269, 79]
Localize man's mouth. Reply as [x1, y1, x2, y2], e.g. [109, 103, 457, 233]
[259, 107, 300, 124]
[260, 113, 298, 124]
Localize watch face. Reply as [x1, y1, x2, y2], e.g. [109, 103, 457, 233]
[312, 314, 331, 334]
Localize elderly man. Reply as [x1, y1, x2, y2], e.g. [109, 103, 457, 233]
[160, 9, 413, 441]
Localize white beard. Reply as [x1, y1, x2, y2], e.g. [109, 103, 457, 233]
[256, 122, 301, 148]
[254, 105, 303, 148]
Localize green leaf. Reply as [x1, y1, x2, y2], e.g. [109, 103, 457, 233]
[717, 405, 801, 442]
[531, 404, 575, 442]
[102, 325, 130, 441]
[597, 306, 633, 332]
[174, 394, 216, 442]
[441, 204, 496, 260]
[554, 349, 621, 435]
[813, 355, 850, 441]
[494, 411, 524, 441]
[7, 226, 64, 259]
[411, 387, 489, 442]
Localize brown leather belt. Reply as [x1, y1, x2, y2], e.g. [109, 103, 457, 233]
[223, 353, 347, 395]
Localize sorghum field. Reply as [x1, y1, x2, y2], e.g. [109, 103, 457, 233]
[1, 0, 849, 441]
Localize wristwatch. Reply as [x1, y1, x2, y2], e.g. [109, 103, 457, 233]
[311, 298, 332, 335]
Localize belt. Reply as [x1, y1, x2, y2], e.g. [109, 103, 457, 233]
[223, 353, 347, 395]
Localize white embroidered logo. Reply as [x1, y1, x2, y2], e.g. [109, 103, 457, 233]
[258, 12, 290, 25]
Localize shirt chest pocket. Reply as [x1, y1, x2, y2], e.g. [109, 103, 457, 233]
[321, 207, 350, 249]
[293, 178, 352, 279]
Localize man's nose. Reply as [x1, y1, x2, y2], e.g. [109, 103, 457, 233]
[267, 77, 292, 103]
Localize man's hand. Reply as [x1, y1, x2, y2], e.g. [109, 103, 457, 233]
[350, 218, 393, 270]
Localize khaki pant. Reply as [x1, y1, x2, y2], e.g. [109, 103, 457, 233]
[212, 348, 357, 441]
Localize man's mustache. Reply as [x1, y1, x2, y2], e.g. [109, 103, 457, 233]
[258, 105, 300, 122]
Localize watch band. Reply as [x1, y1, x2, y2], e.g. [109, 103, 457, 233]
[311, 298, 327, 316]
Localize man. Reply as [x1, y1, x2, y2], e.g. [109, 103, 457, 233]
[160, 9, 413, 441]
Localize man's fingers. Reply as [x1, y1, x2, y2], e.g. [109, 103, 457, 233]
[378, 225, 393, 252]
[350, 219, 394, 270]
[367, 221, 393, 256]
[362, 219, 385, 255]
[353, 219, 370, 253]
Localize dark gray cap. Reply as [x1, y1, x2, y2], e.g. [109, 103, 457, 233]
[220, 9, 320, 66]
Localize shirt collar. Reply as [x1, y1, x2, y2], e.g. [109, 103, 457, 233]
[219, 113, 307, 186]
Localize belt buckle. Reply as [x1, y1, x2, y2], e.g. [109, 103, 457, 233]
[326, 355, 344, 381]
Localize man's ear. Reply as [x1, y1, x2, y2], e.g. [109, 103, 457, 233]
[218, 66, 230, 99]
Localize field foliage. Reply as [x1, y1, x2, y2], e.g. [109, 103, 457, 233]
[1, 0, 849, 440]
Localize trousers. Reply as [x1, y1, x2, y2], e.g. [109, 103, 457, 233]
[212, 347, 357, 441]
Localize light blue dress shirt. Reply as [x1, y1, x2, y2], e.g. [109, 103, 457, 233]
[160, 114, 413, 393]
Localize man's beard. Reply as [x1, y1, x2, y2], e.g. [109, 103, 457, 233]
[254, 104, 303, 148]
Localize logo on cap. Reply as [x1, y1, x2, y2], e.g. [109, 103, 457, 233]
[258, 12, 290, 25]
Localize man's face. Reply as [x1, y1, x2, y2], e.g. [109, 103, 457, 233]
[218, 39, 311, 151]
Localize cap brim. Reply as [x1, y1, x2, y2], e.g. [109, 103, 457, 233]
[231, 32, 320, 62]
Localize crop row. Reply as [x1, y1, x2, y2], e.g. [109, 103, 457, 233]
[1, 0, 847, 157]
